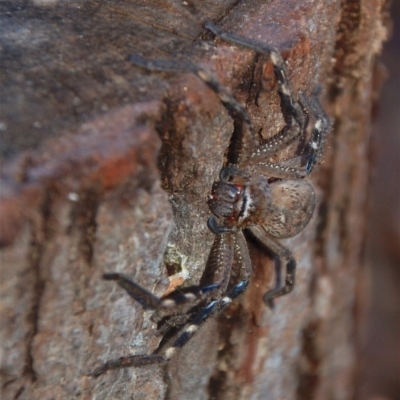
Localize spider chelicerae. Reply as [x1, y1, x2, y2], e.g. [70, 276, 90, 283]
[92, 22, 330, 377]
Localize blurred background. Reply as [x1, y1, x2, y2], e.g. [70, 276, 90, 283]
[359, 1, 400, 399]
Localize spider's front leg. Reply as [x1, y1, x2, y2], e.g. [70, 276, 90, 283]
[96, 221, 238, 317]
[92, 234, 235, 376]
[159, 230, 252, 361]
[92, 232, 250, 376]
[101, 272, 220, 312]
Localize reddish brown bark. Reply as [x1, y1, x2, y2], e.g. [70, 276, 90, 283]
[0, 0, 390, 399]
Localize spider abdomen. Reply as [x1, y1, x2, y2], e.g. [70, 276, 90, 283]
[260, 180, 316, 238]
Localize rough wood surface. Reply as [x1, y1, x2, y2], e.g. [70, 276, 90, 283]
[0, 0, 390, 399]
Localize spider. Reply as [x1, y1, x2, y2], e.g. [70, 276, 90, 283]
[92, 22, 330, 377]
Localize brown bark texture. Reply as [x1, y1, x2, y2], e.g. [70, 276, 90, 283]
[0, 1, 391, 399]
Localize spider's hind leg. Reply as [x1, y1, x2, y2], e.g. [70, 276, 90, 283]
[248, 225, 296, 308]
[92, 232, 252, 376]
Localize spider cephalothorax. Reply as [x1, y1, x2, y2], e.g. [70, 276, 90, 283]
[208, 167, 316, 237]
[92, 22, 330, 377]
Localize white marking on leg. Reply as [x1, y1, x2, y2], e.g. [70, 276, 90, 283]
[280, 85, 291, 96]
[183, 293, 197, 301]
[185, 324, 199, 333]
[161, 299, 176, 308]
[165, 347, 176, 360]
[218, 92, 232, 103]
[270, 51, 280, 65]
[197, 70, 211, 82]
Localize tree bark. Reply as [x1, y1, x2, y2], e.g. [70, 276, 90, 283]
[0, 1, 390, 399]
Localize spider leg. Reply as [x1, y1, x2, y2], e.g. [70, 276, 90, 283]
[129, 54, 255, 166]
[205, 22, 307, 138]
[161, 231, 252, 360]
[233, 230, 253, 279]
[205, 22, 332, 177]
[298, 91, 331, 174]
[251, 159, 308, 180]
[91, 354, 164, 377]
[248, 225, 296, 308]
[92, 234, 236, 376]
[250, 103, 330, 181]
[103, 273, 220, 311]
[92, 284, 249, 377]
[199, 233, 236, 294]
[154, 231, 237, 336]
[129, 55, 192, 74]
[102, 232, 235, 313]
[253, 124, 303, 159]
[92, 232, 252, 376]
[192, 68, 258, 165]
[162, 279, 249, 361]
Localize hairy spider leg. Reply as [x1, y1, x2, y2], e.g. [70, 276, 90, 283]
[163, 278, 249, 361]
[153, 232, 235, 338]
[129, 54, 255, 166]
[92, 233, 251, 376]
[205, 22, 331, 178]
[298, 91, 331, 174]
[101, 234, 235, 315]
[93, 280, 250, 377]
[102, 273, 220, 310]
[205, 22, 307, 179]
[157, 231, 252, 361]
[248, 225, 296, 307]
[152, 231, 252, 361]
[205, 22, 307, 158]
[91, 354, 165, 377]
[254, 91, 331, 180]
